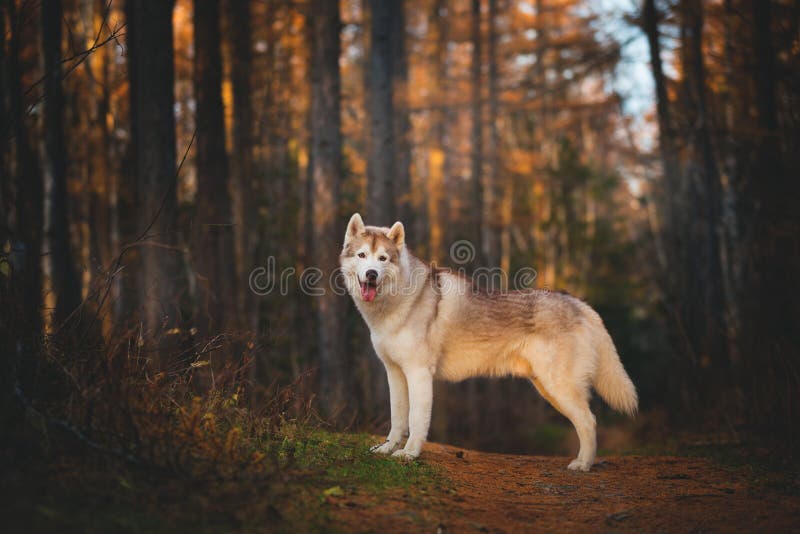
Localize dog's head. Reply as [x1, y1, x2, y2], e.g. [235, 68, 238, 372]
[340, 213, 405, 303]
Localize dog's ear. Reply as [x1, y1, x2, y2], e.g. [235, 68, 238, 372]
[386, 221, 405, 247]
[346, 213, 365, 240]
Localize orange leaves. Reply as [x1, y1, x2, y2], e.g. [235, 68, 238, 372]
[162, 391, 270, 477]
[506, 147, 540, 176]
[224, 427, 242, 455]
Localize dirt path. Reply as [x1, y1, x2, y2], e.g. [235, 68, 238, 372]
[328, 442, 800, 532]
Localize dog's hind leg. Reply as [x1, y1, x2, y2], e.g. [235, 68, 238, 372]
[531, 376, 597, 472]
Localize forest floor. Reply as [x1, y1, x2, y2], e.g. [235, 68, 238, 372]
[3, 430, 799, 532]
[327, 441, 800, 533]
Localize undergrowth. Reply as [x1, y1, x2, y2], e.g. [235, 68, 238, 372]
[1, 298, 442, 531]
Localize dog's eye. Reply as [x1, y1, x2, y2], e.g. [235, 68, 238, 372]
[379, 255, 387, 262]
[358, 252, 366, 258]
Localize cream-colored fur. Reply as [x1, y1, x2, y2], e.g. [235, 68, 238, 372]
[340, 213, 638, 471]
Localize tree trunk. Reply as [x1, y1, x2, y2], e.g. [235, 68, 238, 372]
[643, 0, 697, 405]
[391, 0, 413, 230]
[718, 0, 743, 366]
[126, 0, 180, 336]
[226, 0, 255, 332]
[310, 0, 346, 413]
[366, 0, 395, 226]
[0, 1, 7, 217]
[680, 0, 728, 372]
[193, 0, 236, 335]
[85, 0, 116, 333]
[41, 0, 81, 325]
[642, 0, 680, 253]
[487, 0, 504, 275]
[470, 0, 484, 266]
[432, 0, 450, 261]
[495, 13, 511, 285]
[0, 0, 10, 413]
[746, 0, 798, 437]
[9, 0, 44, 364]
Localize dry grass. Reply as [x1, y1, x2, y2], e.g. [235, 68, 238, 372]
[1, 286, 441, 531]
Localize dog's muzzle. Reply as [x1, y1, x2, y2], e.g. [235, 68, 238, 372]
[360, 270, 379, 302]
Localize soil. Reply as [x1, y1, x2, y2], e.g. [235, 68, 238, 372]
[326, 442, 800, 533]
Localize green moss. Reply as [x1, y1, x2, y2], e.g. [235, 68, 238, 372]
[257, 429, 446, 530]
[277, 430, 442, 492]
[3, 429, 445, 533]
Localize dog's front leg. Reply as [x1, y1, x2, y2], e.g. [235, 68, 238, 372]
[371, 361, 408, 454]
[392, 366, 433, 460]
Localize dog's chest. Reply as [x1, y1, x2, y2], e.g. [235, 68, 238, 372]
[369, 322, 425, 366]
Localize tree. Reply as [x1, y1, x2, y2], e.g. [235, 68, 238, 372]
[193, 0, 235, 334]
[744, 0, 799, 436]
[470, 0, 484, 263]
[41, 0, 81, 324]
[8, 0, 44, 370]
[85, 0, 117, 322]
[680, 0, 728, 373]
[309, 0, 346, 412]
[642, 0, 675, 213]
[391, 0, 412, 230]
[366, 0, 395, 225]
[430, 0, 451, 261]
[0, 2, 7, 216]
[487, 0, 508, 278]
[126, 0, 180, 336]
[226, 0, 255, 330]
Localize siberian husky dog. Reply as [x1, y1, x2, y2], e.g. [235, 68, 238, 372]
[340, 213, 638, 471]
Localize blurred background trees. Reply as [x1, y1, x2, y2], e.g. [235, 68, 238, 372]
[1, 0, 798, 451]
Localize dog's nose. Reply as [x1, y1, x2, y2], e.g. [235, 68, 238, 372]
[365, 269, 378, 282]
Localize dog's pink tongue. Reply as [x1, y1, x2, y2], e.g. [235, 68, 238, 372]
[361, 283, 377, 302]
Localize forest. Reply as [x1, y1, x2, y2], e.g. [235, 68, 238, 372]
[1, 0, 799, 530]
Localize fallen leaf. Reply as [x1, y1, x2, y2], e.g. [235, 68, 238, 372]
[323, 486, 344, 497]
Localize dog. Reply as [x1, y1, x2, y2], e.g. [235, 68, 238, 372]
[339, 213, 638, 471]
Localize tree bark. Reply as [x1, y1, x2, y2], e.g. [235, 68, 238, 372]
[226, 0, 255, 332]
[366, 0, 395, 226]
[1, 0, 12, 412]
[484, 0, 514, 289]
[9, 0, 44, 354]
[126, 0, 180, 336]
[391, 0, 413, 231]
[431, 0, 450, 261]
[746, 0, 798, 435]
[718, 0, 743, 366]
[487, 0, 504, 274]
[41, 0, 81, 325]
[643, 0, 697, 402]
[0, 1, 7, 212]
[193, 0, 235, 335]
[470, 0, 484, 266]
[310, 0, 346, 413]
[85, 0, 117, 332]
[680, 0, 728, 371]
[642, 0, 680, 247]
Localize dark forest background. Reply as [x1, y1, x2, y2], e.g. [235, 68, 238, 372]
[1, 0, 799, 461]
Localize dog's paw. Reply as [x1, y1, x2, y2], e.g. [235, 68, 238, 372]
[370, 440, 400, 455]
[567, 458, 592, 472]
[391, 448, 419, 461]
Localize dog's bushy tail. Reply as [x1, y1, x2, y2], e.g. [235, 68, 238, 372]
[592, 324, 638, 416]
